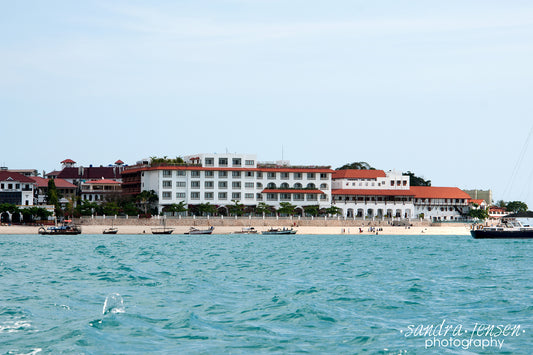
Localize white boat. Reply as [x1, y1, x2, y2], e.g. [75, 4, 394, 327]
[185, 226, 215, 235]
[232, 227, 258, 234]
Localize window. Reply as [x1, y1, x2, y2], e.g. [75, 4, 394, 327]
[307, 194, 318, 201]
[232, 192, 241, 200]
[162, 191, 171, 199]
[256, 182, 263, 188]
[176, 192, 186, 198]
[281, 193, 291, 201]
[307, 173, 315, 179]
[176, 181, 186, 188]
[205, 158, 214, 166]
[219, 158, 228, 166]
[320, 183, 328, 189]
[162, 170, 172, 177]
[245, 182, 254, 188]
[267, 193, 277, 201]
[219, 171, 227, 178]
[218, 181, 227, 189]
[232, 171, 241, 178]
[8, 184, 13, 189]
[245, 160, 254, 166]
[307, 183, 316, 189]
[177, 170, 186, 176]
[294, 172, 302, 180]
[191, 171, 200, 177]
[162, 180, 172, 188]
[267, 172, 276, 179]
[294, 194, 304, 201]
[205, 192, 214, 200]
[232, 181, 241, 189]
[218, 192, 227, 200]
[205, 181, 214, 189]
[245, 193, 254, 199]
[280, 183, 289, 189]
[267, 183, 276, 189]
[281, 172, 289, 179]
[232, 158, 241, 166]
[205, 171, 214, 178]
[391, 181, 394, 186]
[191, 181, 200, 188]
[191, 192, 200, 199]
[256, 172, 263, 179]
[294, 183, 303, 189]
[245, 171, 254, 178]
[320, 173, 328, 180]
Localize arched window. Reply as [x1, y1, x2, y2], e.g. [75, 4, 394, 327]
[294, 183, 303, 189]
[267, 183, 277, 189]
[307, 183, 316, 189]
[280, 183, 289, 189]
[320, 183, 328, 189]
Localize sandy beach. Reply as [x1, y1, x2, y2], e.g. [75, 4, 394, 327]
[0, 224, 471, 235]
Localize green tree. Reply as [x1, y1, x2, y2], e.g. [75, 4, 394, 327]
[404, 171, 431, 186]
[165, 201, 188, 216]
[228, 200, 244, 216]
[469, 208, 489, 220]
[303, 205, 320, 217]
[336, 162, 375, 170]
[505, 201, 528, 213]
[135, 190, 159, 214]
[324, 206, 342, 216]
[255, 202, 274, 216]
[198, 202, 217, 216]
[77, 200, 99, 216]
[277, 202, 296, 216]
[46, 179, 62, 216]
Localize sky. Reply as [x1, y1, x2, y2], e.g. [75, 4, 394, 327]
[2, 1, 533, 207]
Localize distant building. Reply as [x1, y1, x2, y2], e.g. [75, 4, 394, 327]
[488, 206, 508, 219]
[46, 159, 125, 187]
[80, 179, 122, 204]
[0, 169, 35, 206]
[121, 153, 333, 214]
[464, 189, 492, 206]
[29, 176, 77, 205]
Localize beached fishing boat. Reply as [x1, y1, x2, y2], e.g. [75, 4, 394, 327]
[261, 227, 297, 235]
[102, 227, 118, 234]
[151, 219, 174, 234]
[185, 226, 215, 235]
[232, 227, 258, 234]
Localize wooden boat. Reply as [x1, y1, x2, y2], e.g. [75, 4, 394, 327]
[103, 227, 119, 234]
[152, 219, 174, 234]
[38, 222, 82, 235]
[184, 226, 215, 235]
[232, 227, 258, 234]
[261, 227, 297, 235]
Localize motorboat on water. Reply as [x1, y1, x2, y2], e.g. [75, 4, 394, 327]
[261, 227, 297, 235]
[185, 226, 215, 235]
[471, 212, 533, 239]
[38, 221, 82, 235]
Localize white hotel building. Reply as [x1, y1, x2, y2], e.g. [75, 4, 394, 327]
[121, 153, 334, 214]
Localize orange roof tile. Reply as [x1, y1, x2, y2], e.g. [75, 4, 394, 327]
[410, 186, 471, 199]
[29, 176, 76, 188]
[84, 179, 121, 184]
[332, 170, 386, 179]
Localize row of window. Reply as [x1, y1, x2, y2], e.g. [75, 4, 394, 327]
[162, 180, 329, 190]
[204, 158, 255, 167]
[0, 183, 32, 190]
[161, 192, 328, 201]
[160, 170, 329, 179]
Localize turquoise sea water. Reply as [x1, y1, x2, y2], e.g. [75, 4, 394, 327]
[1, 234, 532, 354]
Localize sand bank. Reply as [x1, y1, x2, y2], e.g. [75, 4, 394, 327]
[0, 224, 471, 235]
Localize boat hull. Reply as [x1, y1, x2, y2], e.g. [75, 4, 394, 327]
[152, 229, 174, 235]
[38, 227, 82, 235]
[471, 230, 533, 239]
[262, 230, 297, 235]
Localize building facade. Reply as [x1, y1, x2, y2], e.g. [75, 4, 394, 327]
[122, 153, 334, 214]
[0, 170, 35, 206]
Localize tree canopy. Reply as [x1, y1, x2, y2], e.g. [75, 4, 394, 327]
[336, 162, 375, 170]
[404, 171, 431, 186]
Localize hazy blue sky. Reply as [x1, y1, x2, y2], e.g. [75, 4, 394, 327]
[2, 1, 533, 206]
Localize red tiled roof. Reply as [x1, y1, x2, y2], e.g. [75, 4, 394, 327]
[410, 186, 471, 200]
[332, 189, 414, 196]
[57, 167, 122, 180]
[115, 160, 124, 165]
[84, 179, 121, 184]
[0, 171, 35, 183]
[61, 159, 76, 164]
[29, 176, 76, 188]
[470, 199, 485, 205]
[261, 189, 325, 194]
[332, 169, 387, 179]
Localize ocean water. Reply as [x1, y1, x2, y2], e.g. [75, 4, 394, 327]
[1, 234, 532, 354]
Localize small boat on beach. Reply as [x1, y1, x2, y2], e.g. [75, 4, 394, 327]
[471, 212, 533, 239]
[232, 227, 258, 234]
[38, 221, 82, 235]
[152, 219, 174, 234]
[184, 226, 215, 235]
[261, 227, 297, 235]
[103, 227, 119, 234]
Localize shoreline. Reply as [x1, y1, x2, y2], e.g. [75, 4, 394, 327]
[0, 224, 471, 235]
